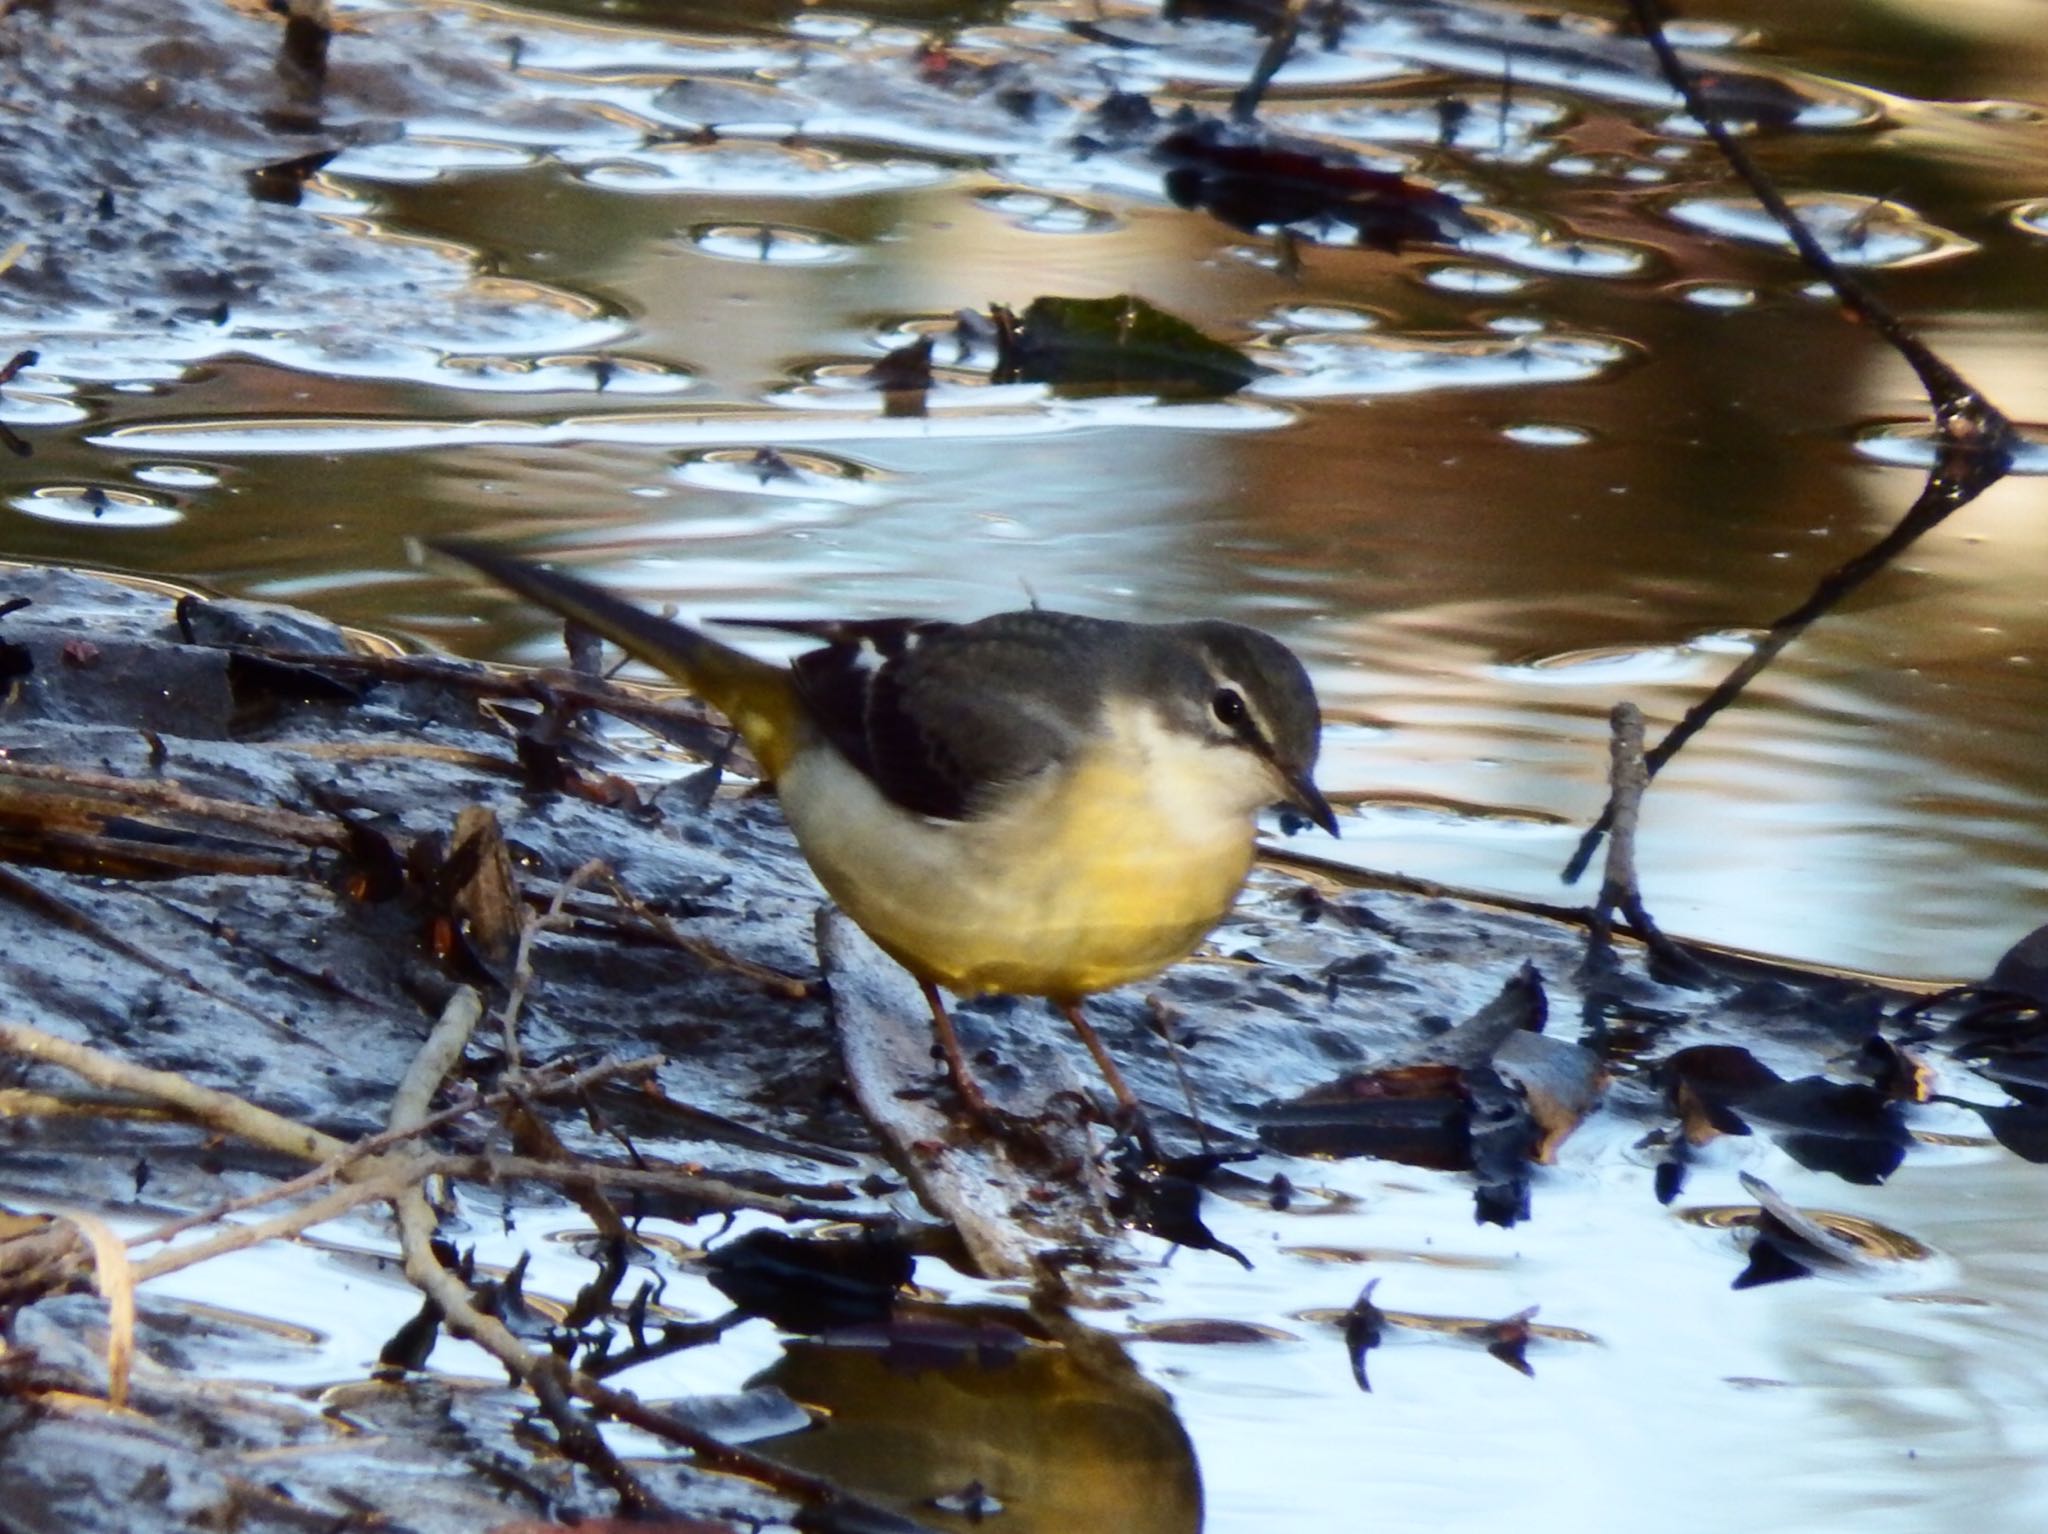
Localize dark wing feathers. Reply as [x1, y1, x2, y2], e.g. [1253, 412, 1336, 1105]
[762, 610, 1120, 821]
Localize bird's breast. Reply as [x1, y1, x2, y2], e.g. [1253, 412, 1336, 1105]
[774, 717, 1263, 998]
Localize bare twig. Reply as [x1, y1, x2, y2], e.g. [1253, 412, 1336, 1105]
[499, 859, 611, 1076]
[0, 759, 353, 849]
[1562, 0, 2019, 884]
[1231, 0, 1305, 121]
[384, 991, 664, 1518]
[1581, 703, 1710, 985]
[432, 1152, 884, 1226]
[0, 1023, 351, 1163]
[131, 1164, 427, 1285]
[57, 1208, 134, 1408]
[126, 1053, 663, 1254]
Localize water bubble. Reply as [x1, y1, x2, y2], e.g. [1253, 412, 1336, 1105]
[1669, 193, 1975, 268]
[1264, 303, 1382, 332]
[132, 464, 222, 489]
[12, 485, 182, 527]
[1502, 423, 1592, 446]
[687, 223, 853, 264]
[672, 446, 889, 504]
[1422, 264, 1530, 295]
[1250, 330, 1632, 399]
[1678, 282, 1758, 309]
[975, 189, 1118, 235]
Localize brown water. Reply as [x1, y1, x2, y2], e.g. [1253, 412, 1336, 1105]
[7, 4, 2048, 1526]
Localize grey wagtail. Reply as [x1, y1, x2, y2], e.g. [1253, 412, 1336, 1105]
[435, 539, 1338, 1123]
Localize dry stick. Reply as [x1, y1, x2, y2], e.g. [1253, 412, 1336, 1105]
[56, 1207, 134, 1409]
[1561, 0, 2021, 886]
[383, 992, 664, 1518]
[231, 644, 733, 757]
[494, 860, 636, 1241]
[126, 1053, 664, 1253]
[131, 1164, 427, 1285]
[433, 1153, 879, 1226]
[0, 1023, 351, 1163]
[383, 1017, 936, 1526]
[499, 859, 611, 1077]
[1583, 703, 1710, 984]
[1230, 0, 1306, 121]
[0, 759, 352, 849]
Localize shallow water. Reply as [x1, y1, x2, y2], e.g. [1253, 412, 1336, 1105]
[7, 5, 2048, 1522]
[102, 1104, 2048, 1533]
[8, 0, 2048, 980]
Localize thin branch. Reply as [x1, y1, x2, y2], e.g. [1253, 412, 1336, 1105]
[126, 1053, 663, 1253]
[1562, 0, 2020, 884]
[1581, 703, 1710, 985]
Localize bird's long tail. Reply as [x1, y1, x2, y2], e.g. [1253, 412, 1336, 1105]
[433, 539, 806, 780]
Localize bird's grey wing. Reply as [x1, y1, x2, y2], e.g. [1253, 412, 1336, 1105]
[742, 616, 980, 818]
[862, 612, 1121, 820]
[752, 611, 1118, 821]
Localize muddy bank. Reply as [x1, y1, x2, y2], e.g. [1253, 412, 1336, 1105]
[0, 561, 2028, 1530]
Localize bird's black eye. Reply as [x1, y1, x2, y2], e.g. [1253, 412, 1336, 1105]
[1211, 687, 1249, 730]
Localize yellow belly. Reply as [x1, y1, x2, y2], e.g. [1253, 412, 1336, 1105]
[775, 733, 1261, 1000]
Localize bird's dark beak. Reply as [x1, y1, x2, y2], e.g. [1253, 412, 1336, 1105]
[1282, 768, 1341, 838]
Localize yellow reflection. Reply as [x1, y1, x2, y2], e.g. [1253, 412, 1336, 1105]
[756, 1322, 1202, 1532]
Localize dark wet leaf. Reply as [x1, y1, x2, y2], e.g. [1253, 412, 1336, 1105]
[0, 635, 30, 688]
[332, 813, 407, 903]
[270, 0, 333, 81]
[246, 147, 340, 205]
[1733, 1235, 1812, 1289]
[1155, 117, 1478, 250]
[865, 335, 934, 394]
[478, 1252, 554, 1344]
[1851, 1033, 1933, 1102]
[1728, 1173, 1874, 1289]
[1965, 1101, 2048, 1163]
[1984, 923, 2048, 1008]
[1690, 68, 1817, 129]
[1482, 1305, 1539, 1377]
[177, 596, 353, 655]
[1108, 1145, 1252, 1268]
[376, 1296, 443, 1375]
[703, 1227, 913, 1334]
[1467, 1064, 1535, 1228]
[1653, 1149, 1686, 1205]
[1083, 87, 1159, 145]
[989, 295, 1263, 398]
[1342, 1277, 1382, 1392]
[559, 1235, 631, 1331]
[1132, 1318, 1285, 1344]
[1746, 1079, 1910, 1185]
[513, 731, 573, 795]
[223, 652, 366, 714]
[1258, 1061, 1470, 1167]
[1965, 1048, 2048, 1106]
[1662, 1045, 1908, 1183]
